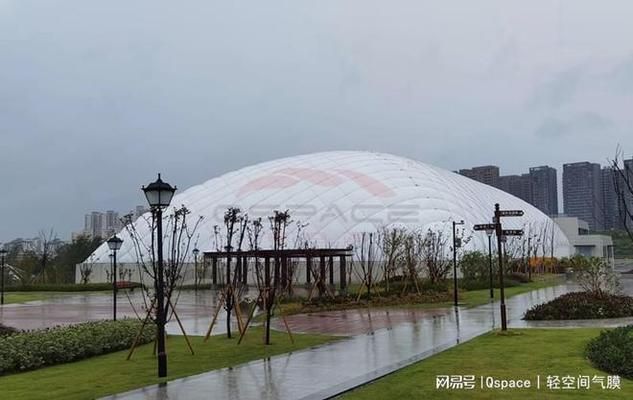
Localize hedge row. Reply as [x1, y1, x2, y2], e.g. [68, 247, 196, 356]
[6, 282, 142, 292]
[523, 292, 633, 320]
[586, 325, 633, 379]
[0, 319, 155, 375]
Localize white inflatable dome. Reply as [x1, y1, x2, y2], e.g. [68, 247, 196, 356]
[88, 151, 571, 262]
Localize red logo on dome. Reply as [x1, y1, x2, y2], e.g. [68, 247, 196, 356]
[237, 168, 395, 198]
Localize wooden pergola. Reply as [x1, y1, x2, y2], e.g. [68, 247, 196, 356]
[202, 247, 354, 291]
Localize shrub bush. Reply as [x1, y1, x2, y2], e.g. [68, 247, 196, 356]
[459, 251, 492, 281]
[0, 319, 155, 375]
[586, 325, 633, 379]
[523, 292, 633, 320]
[459, 278, 520, 291]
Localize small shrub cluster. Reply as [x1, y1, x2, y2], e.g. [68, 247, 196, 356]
[523, 292, 633, 320]
[376, 277, 450, 296]
[459, 278, 521, 291]
[0, 319, 155, 375]
[586, 325, 633, 379]
[299, 291, 452, 313]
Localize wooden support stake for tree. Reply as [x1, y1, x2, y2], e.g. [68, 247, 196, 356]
[127, 298, 156, 361]
[237, 294, 263, 345]
[168, 297, 194, 355]
[275, 295, 294, 344]
[204, 291, 226, 342]
[233, 291, 245, 335]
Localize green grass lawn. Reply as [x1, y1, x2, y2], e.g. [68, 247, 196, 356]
[341, 328, 631, 399]
[376, 274, 564, 311]
[0, 328, 338, 400]
[3, 292, 53, 304]
[273, 275, 564, 316]
[456, 275, 564, 308]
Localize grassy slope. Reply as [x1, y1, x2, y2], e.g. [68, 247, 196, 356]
[342, 328, 631, 399]
[0, 328, 337, 400]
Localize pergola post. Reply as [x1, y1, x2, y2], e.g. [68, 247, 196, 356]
[242, 256, 248, 285]
[212, 257, 217, 286]
[281, 257, 288, 290]
[329, 256, 334, 285]
[339, 255, 347, 292]
[306, 256, 312, 284]
[319, 256, 326, 287]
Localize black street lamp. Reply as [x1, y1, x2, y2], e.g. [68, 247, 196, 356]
[485, 227, 494, 300]
[142, 173, 176, 378]
[0, 249, 7, 305]
[452, 220, 464, 307]
[107, 235, 123, 321]
[193, 248, 200, 291]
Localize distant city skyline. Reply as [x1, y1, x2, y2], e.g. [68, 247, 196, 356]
[1, 153, 628, 244]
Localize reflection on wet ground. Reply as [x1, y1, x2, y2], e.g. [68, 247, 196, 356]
[0, 289, 258, 336]
[3, 273, 633, 399]
[102, 283, 596, 400]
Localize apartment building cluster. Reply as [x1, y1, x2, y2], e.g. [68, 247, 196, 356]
[73, 205, 148, 240]
[459, 158, 633, 232]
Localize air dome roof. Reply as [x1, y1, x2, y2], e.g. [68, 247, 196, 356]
[89, 151, 570, 262]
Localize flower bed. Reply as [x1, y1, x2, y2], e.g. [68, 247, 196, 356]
[0, 319, 155, 375]
[523, 292, 633, 320]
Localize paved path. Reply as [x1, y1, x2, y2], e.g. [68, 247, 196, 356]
[0, 290, 248, 336]
[102, 283, 578, 400]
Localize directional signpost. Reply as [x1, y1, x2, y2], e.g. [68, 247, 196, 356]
[474, 223, 496, 299]
[474, 204, 525, 331]
[473, 223, 496, 232]
[498, 210, 524, 217]
[494, 204, 523, 331]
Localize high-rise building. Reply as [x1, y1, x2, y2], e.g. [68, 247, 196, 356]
[497, 174, 532, 203]
[458, 165, 500, 187]
[563, 162, 603, 231]
[84, 211, 104, 239]
[617, 158, 633, 232]
[602, 166, 621, 230]
[104, 210, 120, 237]
[529, 166, 558, 216]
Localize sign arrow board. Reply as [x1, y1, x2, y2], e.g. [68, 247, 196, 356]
[473, 223, 496, 231]
[498, 210, 524, 217]
[502, 229, 524, 236]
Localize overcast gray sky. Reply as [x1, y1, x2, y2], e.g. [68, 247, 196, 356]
[2, 0, 633, 241]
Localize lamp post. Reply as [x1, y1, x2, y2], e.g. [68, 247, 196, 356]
[0, 249, 7, 305]
[452, 220, 464, 307]
[193, 248, 200, 291]
[107, 235, 123, 321]
[143, 173, 176, 378]
[485, 228, 494, 300]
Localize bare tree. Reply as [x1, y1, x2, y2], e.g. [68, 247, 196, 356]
[121, 206, 203, 327]
[420, 229, 451, 284]
[381, 227, 406, 293]
[352, 231, 383, 299]
[79, 254, 96, 284]
[33, 229, 59, 284]
[612, 150, 633, 240]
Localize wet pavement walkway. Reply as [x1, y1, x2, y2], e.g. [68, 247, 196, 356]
[0, 290, 249, 336]
[102, 283, 579, 400]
